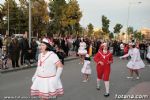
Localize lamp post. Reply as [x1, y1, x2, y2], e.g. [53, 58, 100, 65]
[126, 1, 142, 43]
[7, 1, 9, 36]
[29, 0, 31, 47]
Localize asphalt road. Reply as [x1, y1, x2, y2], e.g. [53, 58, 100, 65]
[0, 57, 150, 100]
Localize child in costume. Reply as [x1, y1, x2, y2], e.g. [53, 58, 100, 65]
[94, 43, 113, 97]
[81, 54, 91, 82]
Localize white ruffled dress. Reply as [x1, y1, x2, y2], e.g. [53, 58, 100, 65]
[122, 48, 145, 69]
[81, 60, 92, 74]
[78, 42, 87, 55]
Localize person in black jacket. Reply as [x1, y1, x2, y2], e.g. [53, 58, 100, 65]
[19, 34, 30, 65]
[0, 36, 3, 49]
[9, 38, 20, 68]
[139, 41, 146, 59]
[30, 38, 38, 61]
[61, 37, 69, 57]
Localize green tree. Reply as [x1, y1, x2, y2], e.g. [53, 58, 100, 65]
[31, 0, 49, 36]
[127, 26, 134, 35]
[48, 0, 82, 36]
[1, 0, 20, 35]
[0, 0, 29, 34]
[87, 23, 93, 36]
[0, 4, 3, 21]
[0, 4, 4, 32]
[133, 31, 144, 41]
[66, 0, 82, 34]
[49, 0, 67, 35]
[74, 23, 82, 35]
[113, 23, 123, 34]
[109, 32, 114, 39]
[113, 23, 123, 39]
[101, 15, 110, 36]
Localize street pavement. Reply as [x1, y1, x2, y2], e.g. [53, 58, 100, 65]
[0, 57, 150, 100]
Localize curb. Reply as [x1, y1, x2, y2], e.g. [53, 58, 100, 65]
[0, 57, 78, 74]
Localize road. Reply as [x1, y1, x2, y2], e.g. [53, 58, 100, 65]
[0, 57, 150, 100]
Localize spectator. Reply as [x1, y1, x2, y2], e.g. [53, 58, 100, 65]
[19, 33, 30, 65]
[9, 38, 20, 68]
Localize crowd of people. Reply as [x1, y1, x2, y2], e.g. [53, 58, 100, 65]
[0, 33, 150, 99]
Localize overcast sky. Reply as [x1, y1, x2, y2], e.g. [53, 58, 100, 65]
[78, 0, 150, 31]
[1, 0, 150, 31]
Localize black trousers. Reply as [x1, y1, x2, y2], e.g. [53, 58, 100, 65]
[12, 59, 19, 68]
[21, 51, 30, 65]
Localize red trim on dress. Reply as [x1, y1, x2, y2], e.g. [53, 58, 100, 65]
[55, 60, 61, 64]
[31, 88, 64, 97]
[37, 75, 56, 78]
[38, 52, 53, 66]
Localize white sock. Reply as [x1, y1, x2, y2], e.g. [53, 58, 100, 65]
[104, 81, 109, 93]
[97, 79, 100, 87]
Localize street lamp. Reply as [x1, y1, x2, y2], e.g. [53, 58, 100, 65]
[29, 0, 31, 47]
[126, 1, 142, 43]
[7, 1, 9, 36]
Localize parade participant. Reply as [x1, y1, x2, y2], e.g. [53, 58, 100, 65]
[120, 43, 145, 79]
[81, 54, 91, 82]
[94, 43, 113, 97]
[78, 37, 87, 64]
[31, 38, 64, 100]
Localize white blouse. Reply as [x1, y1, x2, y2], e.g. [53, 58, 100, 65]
[122, 48, 142, 62]
[34, 51, 60, 77]
[79, 42, 86, 50]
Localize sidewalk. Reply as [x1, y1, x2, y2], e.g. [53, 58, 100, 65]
[124, 81, 150, 100]
[0, 56, 78, 74]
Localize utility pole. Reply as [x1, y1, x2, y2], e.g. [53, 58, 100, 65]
[7, 1, 9, 36]
[29, 0, 31, 47]
[126, 1, 142, 43]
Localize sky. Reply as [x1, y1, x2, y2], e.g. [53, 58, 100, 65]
[0, 0, 150, 32]
[78, 0, 150, 31]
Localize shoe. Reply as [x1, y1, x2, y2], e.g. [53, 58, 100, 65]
[136, 77, 140, 80]
[82, 80, 87, 82]
[104, 93, 110, 97]
[96, 86, 100, 90]
[126, 76, 133, 79]
[24, 64, 28, 67]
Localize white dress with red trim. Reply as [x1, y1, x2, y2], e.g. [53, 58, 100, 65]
[31, 51, 63, 98]
[81, 60, 91, 74]
[123, 48, 145, 69]
[78, 42, 87, 55]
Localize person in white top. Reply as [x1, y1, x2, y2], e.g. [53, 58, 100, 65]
[146, 43, 150, 64]
[78, 37, 87, 64]
[120, 43, 145, 79]
[31, 38, 64, 100]
[120, 42, 124, 56]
